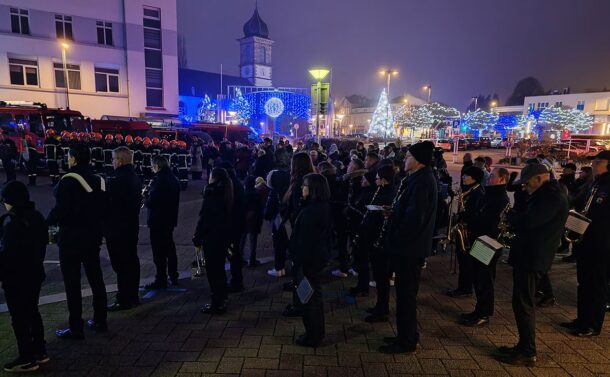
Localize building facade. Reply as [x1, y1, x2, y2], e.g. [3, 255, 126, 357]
[0, 0, 178, 119]
[524, 92, 610, 125]
[239, 6, 273, 87]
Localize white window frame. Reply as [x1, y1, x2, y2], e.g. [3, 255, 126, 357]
[94, 67, 120, 93]
[55, 14, 73, 40]
[10, 8, 30, 35]
[143, 6, 163, 107]
[96, 21, 113, 46]
[53, 62, 81, 90]
[577, 100, 585, 110]
[8, 58, 38, 87]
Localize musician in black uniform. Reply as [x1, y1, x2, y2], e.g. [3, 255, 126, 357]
[0, 181, 48, 372]
[460, 167, 509, 327]
[497, 163, 569, 366]
[143, 155, 180, 289]
[379, 141, 437, 354]
[561, 151, 610, 337]
[104, 147, 142, 311]
[48, 144, 108, 339]
[44, 130, 61, 185]
[445, 166, 485, 298]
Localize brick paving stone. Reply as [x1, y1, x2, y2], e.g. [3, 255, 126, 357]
[279, 353, 304, 371]
[215, 357, 245, 373]
[242, 357, 279, 369]
[179, 361, 219, 374]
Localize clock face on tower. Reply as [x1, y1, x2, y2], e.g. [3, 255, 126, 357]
[241, 66, 252, 77]
[255, 66, 271, 79]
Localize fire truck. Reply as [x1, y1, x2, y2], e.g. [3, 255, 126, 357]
[0, 101, 49, 152]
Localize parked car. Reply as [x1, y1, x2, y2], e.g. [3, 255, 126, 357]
[435, 139, 452, 151]
[478, 137, 492, 148]
[465, 138, 480, 150]
[450, 138, 468, 151]
[491, 137, 503, 148]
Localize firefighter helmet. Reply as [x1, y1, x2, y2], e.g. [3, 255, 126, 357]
[151, 137, 160, 145]
[105, 134, 114, 142]
[143, 137, 152, 146]
[125, 135, 134, 144]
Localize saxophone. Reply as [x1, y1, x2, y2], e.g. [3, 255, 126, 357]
[449, 184, 480, 253]
[352, 185, 382, 249]
[373, 176, 408, 249]
[496, 202, 514, 247]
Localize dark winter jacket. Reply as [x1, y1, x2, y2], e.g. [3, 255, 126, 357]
[145, 167, 180, 228]
[0, 202, 47, 288]
[384, 166, 438, 257]
[470, 184, 509, 239]
[104, 164, 142, 238]
[358, 183, 396, 245]
[576, 172, 610, 256]
[193, 181, 232, 252]
[244, 190, 264, 234]
[460, 184, 485, 239]
[508, 181, 569, 272]
[290, 201, 332, 275]
[47, 165, 106, 250]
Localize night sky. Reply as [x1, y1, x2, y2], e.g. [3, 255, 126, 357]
[177, 0, 610, 109]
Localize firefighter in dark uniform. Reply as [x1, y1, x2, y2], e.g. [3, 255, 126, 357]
[460, 167, 509, 327]
[22, 136, 39, 186]
[561, 151, 610, 337]
[141, 138, 154, 183]
[44, 129, 61, 185]
[59, 132, 72, 173]
[90, 134, 104, 176]
[48, 144, 108, 339]
[176, 141, 190, 190]
[114, 134, 124, 147]
[102, 134, 115, 179]
[105, 146, 142, 311]
[133, 136, 144, 182]
[0, 181, 49, 372]
[151, 137, 161, 156]
[0, 133, 18, 183]
[143, 155, 181, 289]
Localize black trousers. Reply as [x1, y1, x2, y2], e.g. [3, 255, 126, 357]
[536, 273, 554, 298]
[353, 237, 371, 289]
[456, 249, 474, 292]
[48, 160, 60, 183]
[240, 232, 259, 265]
[150, 226, 178, 282]
[512, 268, 541, 357]
[229, 232, 244, 288]
[3, 158, 15, 182]
[335, 219, 349, 272]
[371, 249, 391, 314]
[4, 282, 45, 360]
[106, 232, 140, 305]
[59, 248, 107, 331]
[204, 248, 228, 305]
[472, 254, 499, 316]
[576, 250, 608, 332]
[301, 272, 325, 343]
[272, 224, 289, 271]
[392, 254, 423, 347]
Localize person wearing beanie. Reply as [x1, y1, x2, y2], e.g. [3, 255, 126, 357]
[0, 181, 49, 372]
[444, 165, 485, 299]
[379, 142, 437, 354]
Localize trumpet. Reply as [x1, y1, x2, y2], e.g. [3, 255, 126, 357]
[496, 202, 515, 247]
[373, 176, 408, 249]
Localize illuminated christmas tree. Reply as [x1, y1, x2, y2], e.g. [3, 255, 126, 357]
[232, 88, 251, 125]
[197, 94, 216, 123]
[463, 109, 498, 130]
[368, 89, 394, 137]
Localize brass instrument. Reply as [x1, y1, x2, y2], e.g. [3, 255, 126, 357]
[373, 177, 408, 249]
[191, 246, 206, 278]
[564, 185, 598, 244]
[496, 202, 514, 248]
[352, 185, 382, 249]
[449, 184, 480, 253]
[140, 180, 153, 209]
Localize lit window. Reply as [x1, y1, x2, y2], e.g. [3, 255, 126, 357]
[8, 58, 38, 86]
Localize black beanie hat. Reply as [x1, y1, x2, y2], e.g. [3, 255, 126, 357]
[408, 141, 434, 165]
[463, 166, 484, 183]
[1, 181, 30, 206]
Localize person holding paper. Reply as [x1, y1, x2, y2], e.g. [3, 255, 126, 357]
[497, 163, 569, 367]
[290, 173, 332, 347]
[460, 167, 509, 327]
[561, 151, 610, 337]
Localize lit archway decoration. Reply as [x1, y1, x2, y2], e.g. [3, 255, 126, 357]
[264, 97, 285, 118]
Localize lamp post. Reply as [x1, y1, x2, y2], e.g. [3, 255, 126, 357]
[348, 124, 353, 136]
[335, 113, 344, 137]
[309, 68, 330, 144]
[423, 84, 432, 103]
[471, 96, 478, 111]
[60, 41, 70, 109]
[380, 69, 398, 144]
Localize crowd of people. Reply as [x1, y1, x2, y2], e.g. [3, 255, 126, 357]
[0, 134, 609, 372]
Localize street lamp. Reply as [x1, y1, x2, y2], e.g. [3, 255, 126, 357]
[423, 84, 432, 103]
[490, 100, 497, 109]
[335, 113, 345, 137]
[348, 124, 353, 136]
[471, 96, 478, 111]
[379, 69, 398, 143]
[309, 67, 330, 144]
[60, 41, 70, 109]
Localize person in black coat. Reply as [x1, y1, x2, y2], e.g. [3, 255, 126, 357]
[0, 181, 48, 372]
[498, 164, 569, 367]
[193, 168, 234, 314]
[379, 141, 437, 354]
[23, 137, 40, 186]
[445, 165, 485, 298]
[47, 144, 108, 339]
[144, 155, 180, 289]
[460, 167, 509, 327]
[1, 135, 18, 183]
[241, 175, 264, 267]
[562, 151, 610, 337]
[265, 169, 290, 276]
[104, 147, 142, 311]
[291, 173, 332, 347]
[350, 165, 397, 322]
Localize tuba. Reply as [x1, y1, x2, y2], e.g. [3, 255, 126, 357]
[449, 184, 480, 253]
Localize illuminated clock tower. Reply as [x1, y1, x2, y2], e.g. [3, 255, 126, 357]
[239, 4, 273, 87]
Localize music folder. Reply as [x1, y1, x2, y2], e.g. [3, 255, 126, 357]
[297, 276, 314, 304]
[470, 236, 504, 265]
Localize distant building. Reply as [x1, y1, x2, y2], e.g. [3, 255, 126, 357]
[239, 5, 273, 87]
[524, 91, 610, 126]
[0, 0, 179, 119]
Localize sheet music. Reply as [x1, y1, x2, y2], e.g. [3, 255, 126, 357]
[297, 276, 314, 304]
[470, 237, 501, 266]
[565, 214, 590, 235]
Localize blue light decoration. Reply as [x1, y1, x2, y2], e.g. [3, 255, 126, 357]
[264, 97, 285, 118]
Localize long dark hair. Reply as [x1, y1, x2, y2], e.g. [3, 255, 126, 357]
[302, 173, 331, 202]
[283, 152, 314, 203]
[209, 168, 234, 214]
